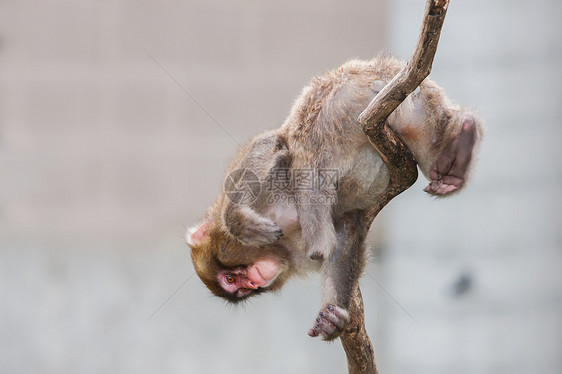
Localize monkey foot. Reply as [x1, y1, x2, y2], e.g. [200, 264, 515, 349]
[425, 116, 477, 196]
[307, 304, 350, 341]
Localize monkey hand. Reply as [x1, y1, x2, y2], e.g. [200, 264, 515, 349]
[230, 208, 284, 246]
[307, 304, 350, 341]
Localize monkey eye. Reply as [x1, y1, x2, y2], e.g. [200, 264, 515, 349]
[225, 274, 236, 284]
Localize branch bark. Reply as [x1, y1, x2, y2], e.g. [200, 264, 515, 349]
[340, 1, 450, 373]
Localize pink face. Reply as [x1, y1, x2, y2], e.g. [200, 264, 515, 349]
[218, 257, 281, 298]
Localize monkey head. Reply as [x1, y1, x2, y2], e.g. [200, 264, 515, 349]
[186, 220, 291, 303]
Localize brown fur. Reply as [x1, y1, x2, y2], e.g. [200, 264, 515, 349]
[187, 56, 483, 337]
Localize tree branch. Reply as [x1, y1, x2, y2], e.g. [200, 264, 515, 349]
[340, 1, 450, 373]
[341, 287, 379, 374]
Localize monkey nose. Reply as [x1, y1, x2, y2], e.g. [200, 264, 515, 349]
[246, 281, 259, 290]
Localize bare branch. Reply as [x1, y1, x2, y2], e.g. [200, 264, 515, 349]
[358, 0, 449, 130]
[340, 1, 450, 373]
[341, 287, 379, 374]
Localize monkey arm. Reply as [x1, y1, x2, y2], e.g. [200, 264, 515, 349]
[308, 210, 369, 340]
[219, 131, 289, 246]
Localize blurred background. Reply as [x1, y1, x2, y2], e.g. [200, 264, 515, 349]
[1, 0, 561, 373]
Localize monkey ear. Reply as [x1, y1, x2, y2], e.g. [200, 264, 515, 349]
[186, 221, 210, 248]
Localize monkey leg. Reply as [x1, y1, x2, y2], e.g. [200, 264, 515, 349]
[308, 210, 369, 341]
[425, 116, 478, 195]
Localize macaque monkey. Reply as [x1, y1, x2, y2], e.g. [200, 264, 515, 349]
[187, 57, 483, 340]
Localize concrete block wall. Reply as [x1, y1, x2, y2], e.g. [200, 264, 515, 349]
[376, 1, 562, 373]
[0, 0, 388, 247]
[1, 1, 560, 373]
[0, 1, 391, 373]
